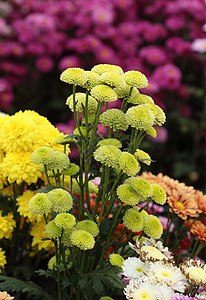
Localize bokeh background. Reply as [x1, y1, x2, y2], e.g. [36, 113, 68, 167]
[0, 0, 206, 191]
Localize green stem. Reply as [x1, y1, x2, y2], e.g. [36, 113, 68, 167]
[44, 165, 51, 186]
[97, 165, 110, 226]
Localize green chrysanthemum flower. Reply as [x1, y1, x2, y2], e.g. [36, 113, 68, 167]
[151, 184, 167, 205]
[99, 297, 114, 300]
[114, 84, 133, 99]
[125, 105, 155, 131]
[75, 220, 99, 237]
[66, 93, 98, 113]
[88, 181, 98, 194]
[54, 213, 76, 230]
[119, 152, 141, 176]
[62, 163, 80, 176]
[70, 229, 95, 250]
[134, 149, 151, 166]
[123, 207, 144, 232]
[73, 126, 90, 137]
[109, 254, 124, 267]
[31, 147, 55, 167]
[116, 183, 143, 206]
[60, 67, 88, 86]
[61, 227, 78, 246]
[97, 138, 122, 148]
[143, 215, 163, 239]
[145, 103, 166, 126]
[82, 71, 101, 90]
[29, 193, 52, 215]
[128, 92, 154, 105]
[47, 188, 73, 213]
[146, 127, 157, 138]
[125, 177, 153, 199]
[99, 71, 126, 88]
[99, 109, 128, 131]
[46, 219, 62, 238]
[93, 145, 122, 168]
[122, 70, 148, 88]
[50, 151, 70, 170]
[82, 113, 95, 124]
[91, 85, 117, 102]
[54, 135, 70, 145]
[48, 255, 57, 270]
[91, 64, 124, 75]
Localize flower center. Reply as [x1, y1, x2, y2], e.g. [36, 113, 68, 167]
[136, 267, 144, 272]
[176, 201, 184, 210]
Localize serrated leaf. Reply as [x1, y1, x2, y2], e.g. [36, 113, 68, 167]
[35, 269, 56, 279]
[0, 276, 53, 300]
[102, 274, 123, 290]
[91, 275, 105, 295]
[78, 274, 89, 290]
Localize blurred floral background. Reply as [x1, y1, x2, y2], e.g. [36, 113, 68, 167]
[0, 0, 206, 191]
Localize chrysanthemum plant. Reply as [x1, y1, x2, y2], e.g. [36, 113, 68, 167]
[1, 64, 205, 299]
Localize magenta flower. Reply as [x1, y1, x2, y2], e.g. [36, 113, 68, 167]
[58, 56, 82, 71]
[152, 64, 182, 90]
[35, 56, 54, 72]
[139, 46, 167, 66]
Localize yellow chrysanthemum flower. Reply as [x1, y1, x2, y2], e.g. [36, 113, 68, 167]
[91, 64, 124, 75]
[122, 70, 148, 88]
[16, 190, 45, 223]
[99, 109, 128, 131]
[134, 149, 151, 166]
[2, 151, 42, 185]
[0, 211, 16, 240]
[123, 207, 144, 232]
[0, 248, 6, 274]
[109, 254, 124, 267]
[91, 85, 117, 102]
[143, 215, 163, 239]
[30, 222, 54, 252]
[66, 93, 98, 113]
[60, 67, 88, 86]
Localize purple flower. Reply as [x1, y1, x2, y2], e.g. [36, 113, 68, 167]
[139, 46, 167, 66]
[166, 16, 185, 31]
[35, 56, 54, 72]
[152, 64, 182, 90]
[58, 55, 82, 71]
[148, 126, 168, 143]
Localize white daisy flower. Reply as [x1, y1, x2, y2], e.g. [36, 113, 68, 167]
[180, 258, 206, 287]
[147, 261, 188, 293]
[122, 257, 149, 280]
[124, 279, 156, 300]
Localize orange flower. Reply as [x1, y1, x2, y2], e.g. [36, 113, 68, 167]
[195, 190, 206, 214]
[0, 291, 14, 300]
[190, 220, 206, 243]
[141, 172, 201, 220]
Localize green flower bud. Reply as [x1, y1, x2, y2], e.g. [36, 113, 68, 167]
[29, 193, 52, 215]
[134, 149, 151, 166]
[97, 138, 122, 148]
[91, 64, 124, 75]
[109, 254, 124, 267]
[62, 163, 80, 176]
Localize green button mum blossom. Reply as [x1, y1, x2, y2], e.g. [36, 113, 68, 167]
[119, 152, 141, 176]
[91, 85, 117, 102]
[125, 105, 155, 131]
[70, 229, 95, 250]
[134, 149, 151, 166]
[143, 215, 163, 239]
[145, 103, 166, 126]
[125, 177, 153, 199]
[31, 147, 55, 167]
[29, 193, 52, 215]
[146, 126, 157, 138]
[91, 64, 124, 75]
[97, 138, 122, 148]
[114, 84, 133, 99]
[62, 163, 80, 176]
[93, 145, 122, 169]
[122, 70, 148, 88]
[99, 71, 126, 88]
[128, 92, 154, 105]
[117, 183, 144, 206]
[109, 253, 124, 267]
[123, 207, 144, 232]
[99, 109, 128, 131]
[50, 151, 70, 170]
[75, 220, 99, 237]
[47, 188, 73, 213]
[81, 71, 101, 90]
[151, 184, 167, 205]
[66, 93, 98, 113]
[60, 67, 88, 86]
[54, 213, 76, 230]
[46, 219, 62, 238]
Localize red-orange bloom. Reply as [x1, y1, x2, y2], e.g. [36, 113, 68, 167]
[190, 220, 206, 244]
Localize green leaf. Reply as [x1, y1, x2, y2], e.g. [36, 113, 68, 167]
[78, 274, 89, 290]
[91, 275, 105, 295]
[0, 276, 53, 300]
[35, 269, 56, 279]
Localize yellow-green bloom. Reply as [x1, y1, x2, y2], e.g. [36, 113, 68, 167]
[75, 220, 99, 237]
[70, 229, 95, 250]
[48, 255, 57, 270]
[109, 254, 124, 267]
[29, 193, 52, 215]
[143, 215, 163, 239]
[73, 126, 90, 137]
[46, 220, 62, 238]
[66, 93, 97, 113]
[114, 84, 133, 99]
[125, 177, 153, 199]
[97, 138, 122, 148]
[125, 105, 155, 131]
[82, 71, 101, 90]
[91, 85, 117, 102]
[99, 109, 128, 131]
[93, 145, 122, 168]
[99, 71, 125, 87]
[60, 67, 87, 86]
[62, 163, 80, 176]
[81, 113, 95, 124]
[119, 152, 141, 176]
[128, 93, 154, 105]
[145, 103, 166, 126]
[123, 207, 144, 232]
[91, 64, 124, 75]
[151, 184, 167, 205]
[54, 135, 70, 145]
[99, 297, 114, 300]
[54, 213, 76, 230]
[122, 70, 148, 88]
[146, 126, 157, 138]
[49, 151, 70, 170]
[134, 149, 151, 166]
[61, 227, 78, 246]
[117, 183, 143, 206]
[47, 188, 73, 213]
[31, 147, 55, 167]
